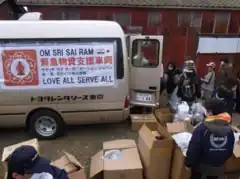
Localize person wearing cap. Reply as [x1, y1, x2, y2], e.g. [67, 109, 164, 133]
[7, 145, 68, 179]
[185, 112, 234, 179]
[201, 62, 216, 105]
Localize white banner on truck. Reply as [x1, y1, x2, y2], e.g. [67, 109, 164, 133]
[0, 43, 115, 89]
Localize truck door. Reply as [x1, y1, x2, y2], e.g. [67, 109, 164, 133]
[129, 35, 163, 107]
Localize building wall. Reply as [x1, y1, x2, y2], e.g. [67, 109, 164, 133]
[197, 54, 240, 77]
[5, 6, 240, 71]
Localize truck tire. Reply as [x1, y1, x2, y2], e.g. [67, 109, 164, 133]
[29, 109, 65, 140]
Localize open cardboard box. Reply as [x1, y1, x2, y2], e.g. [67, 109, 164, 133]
[130, 114, 158, 132]
[167, 122, 194, 179]
[1, 139, 39, 179]
[90, 139, 142, 179]
[154, 108, 173, 126]
[51, 152, 86, 179]
[224, 126, 240, 172]
[138, 123, 173, 179]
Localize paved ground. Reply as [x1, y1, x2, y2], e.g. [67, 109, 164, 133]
[0, 104, 239, 178]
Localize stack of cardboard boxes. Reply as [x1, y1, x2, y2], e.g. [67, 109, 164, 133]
[138, 121, 194, 179]
[154, 108, 173, 126]
[130, 114, 158, 132]
[131, 106, 240, 179]
[130, 107, 173, 132]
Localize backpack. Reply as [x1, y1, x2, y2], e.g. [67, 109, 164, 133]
[180, 76, 196, 98]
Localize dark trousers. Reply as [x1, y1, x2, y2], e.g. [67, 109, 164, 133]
[190, 170, 219, 179]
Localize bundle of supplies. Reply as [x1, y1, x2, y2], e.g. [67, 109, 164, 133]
[172, 132, 192, 156]
[191, 102, 207, 125]
[169, 87, 181, 112]
[234, 132, 240, 143]
[173, 101, 206, 125]
[174, 102, 190, 122]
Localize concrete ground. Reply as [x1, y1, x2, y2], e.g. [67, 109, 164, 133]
[0, 120, 138, 178]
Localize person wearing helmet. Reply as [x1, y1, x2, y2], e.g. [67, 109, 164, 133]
[185, 112, 234, 179]
[201, 62, 216, 105]
[177, 60, 201, 104]
[7, 145, 68, 179]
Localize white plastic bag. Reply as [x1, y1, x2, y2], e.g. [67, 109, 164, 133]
[104, 150, 122, 160]
[234, 132, 240, 143]
[190, 102, 207, 124]
[172, 132, 192, 156]
[174, 101, 190, 122]
[31, 173, 53, 179]
[169, 86, 181, 112]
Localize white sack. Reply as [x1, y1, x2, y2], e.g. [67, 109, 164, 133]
[169, 86, 181, 112]
[190, 102, 207, 124]
[31, 173, 53, 179]
[174, 101, 190, 122]
[172, 132, 192, 156]
[234, 132, 240, 143]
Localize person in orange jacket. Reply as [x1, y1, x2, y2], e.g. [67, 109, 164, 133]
[185, 113, 234, 179]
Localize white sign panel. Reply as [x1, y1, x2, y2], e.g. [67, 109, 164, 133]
[197, 37, 240, 54]
[0, 43, 115, 89]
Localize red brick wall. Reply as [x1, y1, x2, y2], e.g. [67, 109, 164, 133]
[0, 2, 10, 20]
[14, 6, 240, 70]
[197, 54, 240, 77]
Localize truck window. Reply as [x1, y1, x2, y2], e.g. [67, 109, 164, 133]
[0, 38, 124, 81]
[132, 39, 159, 68]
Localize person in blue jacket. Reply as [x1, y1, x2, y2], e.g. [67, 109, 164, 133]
[7, 145, 68, 179]
[185, 112, 234, 179]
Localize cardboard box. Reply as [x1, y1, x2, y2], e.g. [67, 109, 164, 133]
[1, 139, 39, 179]
[167, 122, 194, 179]
[138, 124, 173, 179]
[90, 139, 143, 179]
[224, 126, 240, 172]
[52, 152, 86, 179]
[130, 114, 158, 132]
[167, 122, 194, 135]
[154, 108, 173, 126]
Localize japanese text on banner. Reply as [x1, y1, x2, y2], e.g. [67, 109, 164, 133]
[0, 43, 115, 89]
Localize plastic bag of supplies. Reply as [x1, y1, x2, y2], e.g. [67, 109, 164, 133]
[190, 102, 207, 125]
[174, 101, 190, 122]
[172, 132, 192, 156]
[169, 86, 181, 112]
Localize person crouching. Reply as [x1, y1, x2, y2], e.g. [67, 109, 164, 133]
[7, 145, 68, 179]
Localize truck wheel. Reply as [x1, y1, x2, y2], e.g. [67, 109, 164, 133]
[29, 109, 65, 140]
